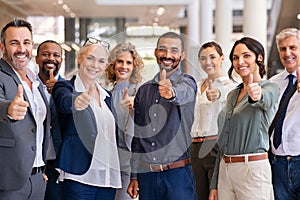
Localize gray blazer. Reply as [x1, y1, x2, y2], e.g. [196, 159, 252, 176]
[0, 58, 51, 191]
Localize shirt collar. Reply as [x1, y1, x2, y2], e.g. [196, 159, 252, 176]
[74, 75, 110, 101]
[153, 69, 182, 83]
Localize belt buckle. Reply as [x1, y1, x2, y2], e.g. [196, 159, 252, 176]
[149, 164, 164, 172]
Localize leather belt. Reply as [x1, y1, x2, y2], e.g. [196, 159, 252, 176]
[223, 153, 268, 163]
[192, 135, 217, 143]
[31, 166, 44, 175]
[144, 158, 191, 172]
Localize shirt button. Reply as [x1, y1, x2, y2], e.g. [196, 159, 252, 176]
[155, 99, 158, 103]
[31, 146, 36, 151]
[153, 157, 156, 161]
[153, 113, 157, 117]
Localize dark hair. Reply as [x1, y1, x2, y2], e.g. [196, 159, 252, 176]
[228, 37, 266, 81]
[37, 40, 62, 55]
[198, 41, 223, 58]
[1, 18, 33, 43]
[157, 32, 184, 51]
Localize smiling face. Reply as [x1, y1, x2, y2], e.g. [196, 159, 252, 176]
[114, 51, 134, 83]
[154, 37, 185, 74]
[36, 42, 62, 80]
[232, 43, 261, 79]
[0, 27, 33, 74]
[199, 46, 224, 79]
[78, 45, 108, 83]
[278, 35, 300, 73]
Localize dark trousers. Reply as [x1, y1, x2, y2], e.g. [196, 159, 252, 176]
[138, 165, 197, 200]
[190, 141, 217, 200]
[271, 154, 300, 200]
[0, 171, 46, 200]
[62, 179, 116, 200]
[44, 161, 62, 200]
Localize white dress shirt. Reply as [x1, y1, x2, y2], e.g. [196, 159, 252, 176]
[14, 68, 47, 167]
[190, 76, 234, 138]
[270, 69, 300, 156]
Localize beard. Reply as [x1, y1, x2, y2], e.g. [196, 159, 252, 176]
[3, 48, 31, 70]
[158, 56, 181, 71]
[41, 61, 59, 78]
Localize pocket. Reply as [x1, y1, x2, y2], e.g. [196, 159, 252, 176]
[0, 137, 16, 147]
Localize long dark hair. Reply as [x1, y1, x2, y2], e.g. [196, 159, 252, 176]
[228, 37, 266, 81]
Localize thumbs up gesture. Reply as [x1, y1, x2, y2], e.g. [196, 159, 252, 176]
[45, 69, 57, 94]
[206, 79, 220, 102]
[74, 84, 96, 110]
[120, 87, 134, 110]
[8, 84, 29, 120]
[297, 67, 300, 93]
[158, 69, 174, 99]
[246, 73, 262, 101]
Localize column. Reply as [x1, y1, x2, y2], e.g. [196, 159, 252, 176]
[186, 0, 201, 79]
[215, 0, 232, 73]
[244, 0, 267, 51]
[199, 0, 213, 45]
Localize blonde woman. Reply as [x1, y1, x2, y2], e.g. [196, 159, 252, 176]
[52, 38, 121, 200]
[106, 42, 144, 200]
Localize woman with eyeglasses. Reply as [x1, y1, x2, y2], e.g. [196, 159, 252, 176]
[105, 42, 144, 200]
[52, 38, 121, 200]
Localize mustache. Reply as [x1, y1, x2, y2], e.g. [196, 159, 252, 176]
[159, 57, 176, 63]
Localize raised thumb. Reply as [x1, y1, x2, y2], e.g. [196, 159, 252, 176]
[160, 69, 166, 81]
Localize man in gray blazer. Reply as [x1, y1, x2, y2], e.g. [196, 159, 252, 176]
[0, 18, 51, 200]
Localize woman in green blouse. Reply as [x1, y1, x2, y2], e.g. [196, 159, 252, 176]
[210, 37, 280, 200]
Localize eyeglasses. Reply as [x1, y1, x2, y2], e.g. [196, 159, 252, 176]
[83, 37, 110, 50]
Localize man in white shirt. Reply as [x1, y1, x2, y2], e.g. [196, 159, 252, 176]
[0, 18, 51, 199]
[269, 27, 300, 200]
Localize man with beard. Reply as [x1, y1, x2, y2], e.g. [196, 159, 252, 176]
[0, 18, 51, 199]
[127, 32, 198, 200]
[35, 40, 64, 200]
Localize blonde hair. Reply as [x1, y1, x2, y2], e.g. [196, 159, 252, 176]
[77, 44, 108, 67]
[105, 42, 144, 83]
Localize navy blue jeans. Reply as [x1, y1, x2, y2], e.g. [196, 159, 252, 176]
[62, 179, 116, 200]
[271, 155, 300, 200]
[138, 164, 197, 200]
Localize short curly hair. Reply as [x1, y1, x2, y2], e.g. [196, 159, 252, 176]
[105, 42, 144, 84]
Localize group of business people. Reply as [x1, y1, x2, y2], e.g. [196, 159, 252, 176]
[0, 17, 300, 200]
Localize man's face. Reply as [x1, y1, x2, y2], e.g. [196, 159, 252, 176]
[36, 42, 63, 78]
[0, 27, 33, 73]
[154, 37, 185, 73]
[278, 35, 300, 73]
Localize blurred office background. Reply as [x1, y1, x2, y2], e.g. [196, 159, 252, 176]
[0, 0, 299, 82]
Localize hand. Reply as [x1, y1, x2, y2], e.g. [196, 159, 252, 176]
[120, 87, 134, 110]
[206, 79, 220, 101]
[42, 173, 48, 183]
[74, 85, 95, 110]
[209, 189, 218, 200]
[45, 69, 57, 94]
[297, 67, 300, 93]
[158, 69, 174, 99]
[127, 179, 139, 199]
[7, 84, 29, 120]
[246, 73, 262, 101]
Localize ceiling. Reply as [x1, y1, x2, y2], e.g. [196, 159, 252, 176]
[0, 0, 188, 27]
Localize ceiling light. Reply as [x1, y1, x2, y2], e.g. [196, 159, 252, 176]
[156, 6, 166, 16]
[57, 0, 63, 5]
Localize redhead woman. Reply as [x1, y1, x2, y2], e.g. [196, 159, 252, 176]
[52, 38, 121, 200]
